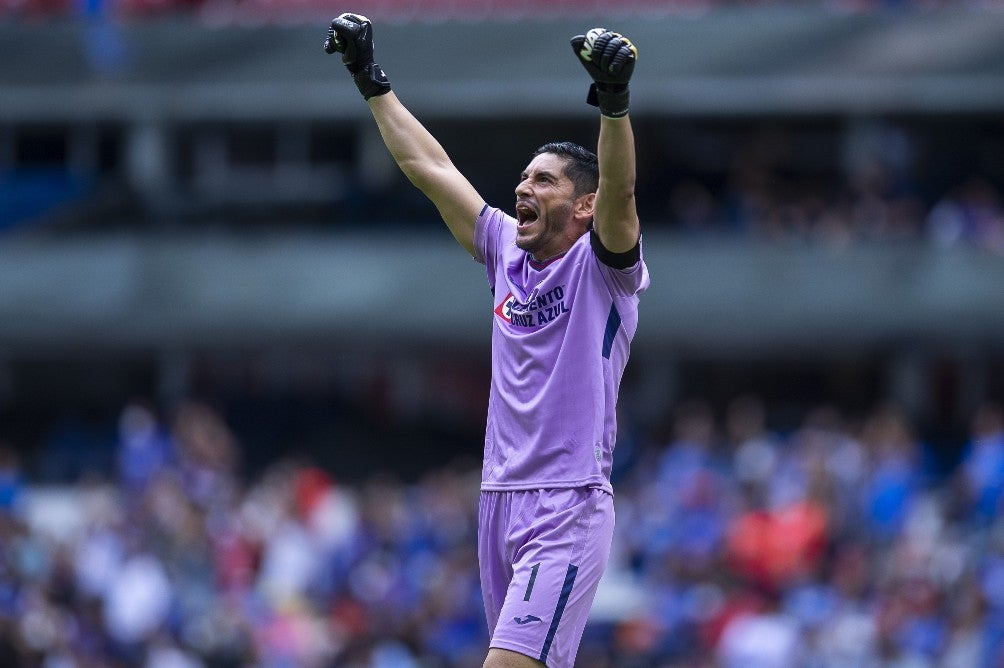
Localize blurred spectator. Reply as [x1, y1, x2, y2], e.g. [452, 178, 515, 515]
[715, 591, 806, 668]
[634, 400, 730, 575]
[927, 177, 1004, 255]
[956, 401, 1004, 524]
[116, 400, 174, 493]
[0, 443, 25, 514]
[668, 180, 723, 237]
[727, 394, 781, 491]
[102, 548, 172, 650]
[859, 405, 927, 541]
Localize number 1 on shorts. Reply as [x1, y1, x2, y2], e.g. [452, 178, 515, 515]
[523, 562, 541, 601]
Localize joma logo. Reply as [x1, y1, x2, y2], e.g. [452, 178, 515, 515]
[514, 615, 542, 625]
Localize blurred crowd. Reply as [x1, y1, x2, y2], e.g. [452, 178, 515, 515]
[3, 394, 1004, 667]
[352, 120, 1004, 255]
[659, 169, 1004, 255]
[649, 119, 1004, 255]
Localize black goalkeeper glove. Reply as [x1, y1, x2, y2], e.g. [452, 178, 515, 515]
[323, 12, 391, 100]
[570, 28, 638, 118]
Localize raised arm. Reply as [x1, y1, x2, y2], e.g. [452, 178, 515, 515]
[366, 92, 484, 256]
[324, 13, 484, 256]
[594, 114, 640, 253]
[571, 29, 641, 254]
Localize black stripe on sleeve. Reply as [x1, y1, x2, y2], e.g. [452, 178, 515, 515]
[590, 229, 640, 269]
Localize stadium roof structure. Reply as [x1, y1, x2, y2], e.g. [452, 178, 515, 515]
[3, 6, 1004, 121]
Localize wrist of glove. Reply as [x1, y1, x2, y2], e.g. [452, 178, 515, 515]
[571, 28, 637, 118]
[350, 62, 391, 100]
[586, 82, 630, 118]
[324, 12, 392, 101]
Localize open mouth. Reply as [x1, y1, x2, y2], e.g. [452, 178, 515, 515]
[515, 201, 538, 227]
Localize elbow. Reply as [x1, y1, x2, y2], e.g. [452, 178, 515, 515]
[398, 156, 450, 193]
[620, 186, 637, 206]
[599, 176, 636, 205]
[609, 186, 637, 213]
[397, 157, 423, 185]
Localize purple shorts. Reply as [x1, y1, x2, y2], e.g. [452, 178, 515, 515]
[478, 487, 615, 668]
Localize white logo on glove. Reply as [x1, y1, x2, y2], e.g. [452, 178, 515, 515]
[580, 27, 607, 61]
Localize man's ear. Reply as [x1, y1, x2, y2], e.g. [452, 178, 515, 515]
[574, 192, 596, 223]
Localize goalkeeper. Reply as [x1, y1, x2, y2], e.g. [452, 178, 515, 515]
[325, 15, 649, 668]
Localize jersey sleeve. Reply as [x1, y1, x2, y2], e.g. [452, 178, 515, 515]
[591, 232, 650, 298]
[474, 205, 511, 292]
[473, 204, 496, 265]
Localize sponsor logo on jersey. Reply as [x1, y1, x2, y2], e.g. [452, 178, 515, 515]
[493, 285, 569, 328]
[494, 292, 516, 323]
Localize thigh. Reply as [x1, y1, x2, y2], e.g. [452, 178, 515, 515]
[489, 488, 615, 668]
[483, 647, 545, 668]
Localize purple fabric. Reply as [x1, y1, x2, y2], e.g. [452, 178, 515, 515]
[473, 205, 649, 493]
[479, 488, 615, 667]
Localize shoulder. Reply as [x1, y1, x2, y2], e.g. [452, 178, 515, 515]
[581, 230, 649, 297]
[478, 205, 517, 231]
[475, 205, 518, 265]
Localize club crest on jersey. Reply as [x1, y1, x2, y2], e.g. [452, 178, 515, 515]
[493, 286, 569, 328]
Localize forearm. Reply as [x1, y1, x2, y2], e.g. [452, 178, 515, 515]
[570, 27, 640, 252]
[598, 114, 637, 201]
[594, 114, 640, 253]
[325, 14, 481, 253]
[368, 92, 452, 190]
[366, 92, 482, 255]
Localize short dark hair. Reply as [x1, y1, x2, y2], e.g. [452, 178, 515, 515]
[532, 141, 598, 198]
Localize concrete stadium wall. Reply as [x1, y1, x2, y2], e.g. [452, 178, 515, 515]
[2, 7, 1004, 121]
[2, 233, 1002, 356]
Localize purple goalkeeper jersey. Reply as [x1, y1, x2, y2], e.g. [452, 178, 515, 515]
[473, 205, 650, 494]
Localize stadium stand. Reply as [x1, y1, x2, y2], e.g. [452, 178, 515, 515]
[3, 395, 1004, 665]
[1, 2, 1004, 665]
